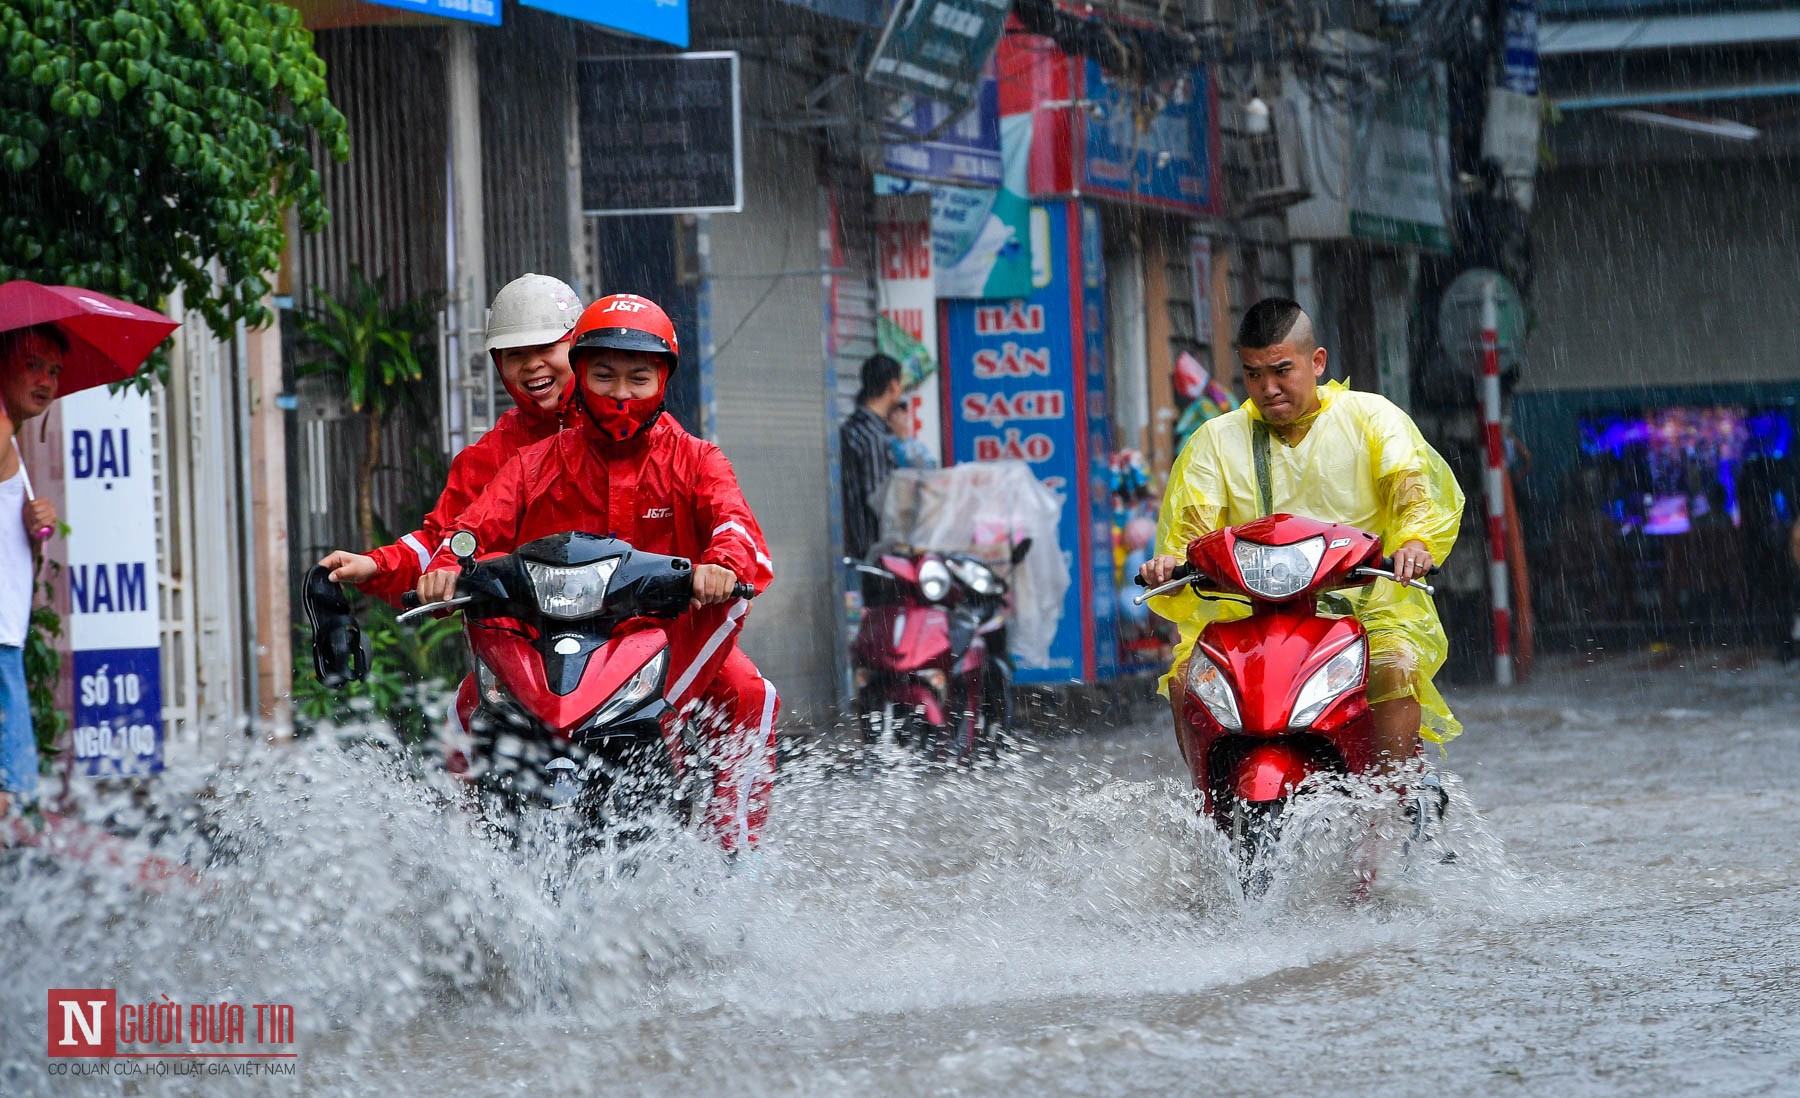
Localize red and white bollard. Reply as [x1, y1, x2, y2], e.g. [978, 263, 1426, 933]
[1480, 278, 1514, 686]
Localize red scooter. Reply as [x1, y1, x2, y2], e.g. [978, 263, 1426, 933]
[1135, 514, 1437, 891]
[850, 540, 1030, 760]
[399, 530, 754, 837]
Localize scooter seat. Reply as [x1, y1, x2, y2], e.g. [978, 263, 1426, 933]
[303, 565, 367, 687]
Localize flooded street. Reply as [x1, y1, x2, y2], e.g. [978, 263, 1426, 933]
[5, 654, 1799, 1096]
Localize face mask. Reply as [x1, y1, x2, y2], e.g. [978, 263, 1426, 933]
[578, 384, 664, 444]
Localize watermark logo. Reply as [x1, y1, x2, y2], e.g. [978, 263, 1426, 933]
[48, 989, 117, 1057]
[45, 988, 298, 1078]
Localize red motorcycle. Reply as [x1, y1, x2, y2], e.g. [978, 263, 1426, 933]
[399, 530, 754, 837]
[1135, 514, 1437, 891]
[850, 540, 1030, 760]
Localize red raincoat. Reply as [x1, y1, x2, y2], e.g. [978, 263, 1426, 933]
[430, 412, 779, 851]
[358, 385, 568, 606]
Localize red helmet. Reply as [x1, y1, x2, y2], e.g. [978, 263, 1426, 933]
[571, 293, 678, 369]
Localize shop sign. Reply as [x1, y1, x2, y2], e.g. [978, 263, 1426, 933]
[942, 200, 1118, 682]
[367, 0, 499, 25]
[1080, 59, 1220, 215]
[867, 0, 1011, 107]
[578, 52, 740, 215]
[876, 193, 944, 460]
[524, 0, 686, 46]
[879, 73, 1003, 187]
[995, 33, 1220, 215]
[875, 102, 1033, 301]
[1188, 236, 1213, 343]
[1502, 0, 1539, 96]
[1286, 66, 1451, 252]
[63, 388, 163, 778]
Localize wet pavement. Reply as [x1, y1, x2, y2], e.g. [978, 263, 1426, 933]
[3, 652, 1797, 1096]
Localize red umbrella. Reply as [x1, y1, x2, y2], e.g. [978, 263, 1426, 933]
[0, 281, 180, 538]
[0, 280, 181, 397]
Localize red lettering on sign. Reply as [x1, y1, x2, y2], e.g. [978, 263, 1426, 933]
[974, 303, 1045, 335]
[877, 220, 932, 281]
[881, 308, 925, 341]
[972, 428, 1056, 463]
[959, 390, 1066, 426]
[971, 342, 1052, 379]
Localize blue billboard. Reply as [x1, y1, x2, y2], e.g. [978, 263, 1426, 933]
[1080, 60, 1219, 215]
[880, 74, 1003, 188]
[942, 200, 1118, 683]
[523, 0, 688, 46]
[367, 0, 499, 25]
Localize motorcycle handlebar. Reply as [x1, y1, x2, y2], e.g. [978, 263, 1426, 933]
[733, 582, 758, 600]
[401, 591, 421, 610]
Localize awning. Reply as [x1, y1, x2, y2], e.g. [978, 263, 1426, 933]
[1540, 9, 1800, 53]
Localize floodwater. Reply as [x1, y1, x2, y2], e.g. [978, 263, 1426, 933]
[3, 653, 1798, 1096]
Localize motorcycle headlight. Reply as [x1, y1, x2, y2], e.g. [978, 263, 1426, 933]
[946, 556, 1003, 596]
[1186, 653, 1242, 730]
[918, 558, 952, 603]
[1289, 638, 1366, 729]
[1232, 536, 1326, 600]
[586, 649, 668, 729]
[524, 558, 619, 620]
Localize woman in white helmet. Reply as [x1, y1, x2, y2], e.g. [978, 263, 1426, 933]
[317, 273, 582, 602]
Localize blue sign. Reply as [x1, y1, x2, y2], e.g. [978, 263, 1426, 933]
[775, 0, 885, 24]
[942, 200, 1117, 683]
[366, 0, 499, 25]
[1080, 60, 1218, 215]
[1502, 0, 1540, 95]
[523, 0, 688, 47]
[72, 648, 164, 778]
[880, 74, 1003, 187]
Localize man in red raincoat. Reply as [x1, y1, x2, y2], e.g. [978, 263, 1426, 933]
[317, 273, 583, 602]
[417, 293, 779, 853]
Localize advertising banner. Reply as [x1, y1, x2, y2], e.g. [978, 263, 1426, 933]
[1079, 59, 1220, 215]
[995, 33, 1220, 216]
[62, 387, 163, 778]
[941, 200, 1118, 683]
[879, 74, 1003, 187]
[867, 0, 1010, 107]
[875, 193, 944, 461]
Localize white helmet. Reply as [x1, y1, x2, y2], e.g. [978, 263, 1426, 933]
[484, 274, 582, 355]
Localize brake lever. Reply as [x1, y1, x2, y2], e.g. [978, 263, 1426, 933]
[395, 595, 475, 625]
[1352, 566, 1436, 597]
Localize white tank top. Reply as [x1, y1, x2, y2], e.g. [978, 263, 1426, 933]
[0, 469, 32, 646]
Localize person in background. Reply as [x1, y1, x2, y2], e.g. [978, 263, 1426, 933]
[885, 398, 936, 471]
[0, 325, 62, 816]
[839, 354, 903, 561]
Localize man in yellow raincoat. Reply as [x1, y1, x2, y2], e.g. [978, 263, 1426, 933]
[1140, 298, 1466, 763]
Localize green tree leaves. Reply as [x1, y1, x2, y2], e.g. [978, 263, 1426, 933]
[0, 0, 348, 348]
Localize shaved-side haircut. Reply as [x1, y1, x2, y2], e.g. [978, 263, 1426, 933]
[1236, 297, 1314, 352]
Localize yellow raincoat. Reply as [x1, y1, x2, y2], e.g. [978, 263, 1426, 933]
[1151, 381, 1466, 742]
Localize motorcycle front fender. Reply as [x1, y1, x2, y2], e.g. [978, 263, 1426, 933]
[1232, 742, 1316, 803]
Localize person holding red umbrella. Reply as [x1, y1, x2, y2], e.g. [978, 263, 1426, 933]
[0, 281, 179, 815]
[0, 324, 63, 814]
